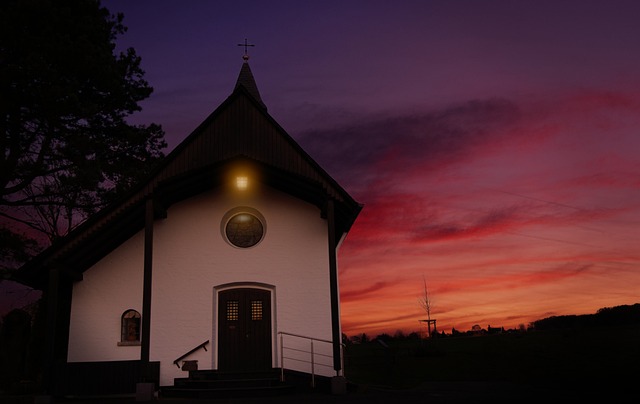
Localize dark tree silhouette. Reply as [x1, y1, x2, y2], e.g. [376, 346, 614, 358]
[0, 0, 166, 270]
[0, 309, 32, 390]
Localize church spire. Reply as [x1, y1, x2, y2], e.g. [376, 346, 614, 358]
[234, 39, 266, 110]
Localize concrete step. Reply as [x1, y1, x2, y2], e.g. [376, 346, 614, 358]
[162, 369, 294, 399]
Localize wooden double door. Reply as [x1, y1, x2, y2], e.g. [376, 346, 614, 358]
[218, 288, 272, 371]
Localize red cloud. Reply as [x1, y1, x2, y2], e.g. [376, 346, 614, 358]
[333, 89, 640, 336]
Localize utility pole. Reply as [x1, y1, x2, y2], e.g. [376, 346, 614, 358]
[419, 276, 437, 337]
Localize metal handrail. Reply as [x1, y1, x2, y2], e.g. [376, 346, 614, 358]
[277, 331, 345, 387]
[172, 340, 209, 368]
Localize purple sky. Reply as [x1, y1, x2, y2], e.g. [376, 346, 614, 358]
[3, 0, 640, 335]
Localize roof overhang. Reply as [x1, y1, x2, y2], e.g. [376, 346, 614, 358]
[16, 156, 361, 289]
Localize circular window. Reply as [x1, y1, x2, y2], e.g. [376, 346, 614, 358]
[224, 211, 264, 248]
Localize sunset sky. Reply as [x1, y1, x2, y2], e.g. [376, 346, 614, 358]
[4, 0, 640, 336]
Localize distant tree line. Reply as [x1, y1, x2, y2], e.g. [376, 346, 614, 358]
[347, 303, 640, 343]
[531, 303, 640, 330]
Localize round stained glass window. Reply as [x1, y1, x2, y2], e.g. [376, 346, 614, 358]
[225, 212, 264, 248]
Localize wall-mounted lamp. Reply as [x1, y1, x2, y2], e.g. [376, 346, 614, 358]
[236, 176, 248, 190]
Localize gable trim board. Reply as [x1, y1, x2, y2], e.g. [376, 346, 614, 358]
[17, 61, 362, 394]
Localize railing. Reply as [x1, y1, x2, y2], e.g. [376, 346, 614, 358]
[172, 340, 209, 368]
[277, 331, 344, 387]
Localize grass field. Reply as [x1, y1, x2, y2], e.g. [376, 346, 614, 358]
[343, 324, 640, 394]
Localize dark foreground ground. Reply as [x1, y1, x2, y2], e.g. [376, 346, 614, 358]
[4, 326, 639, 403]
[4, 381, 639, 404]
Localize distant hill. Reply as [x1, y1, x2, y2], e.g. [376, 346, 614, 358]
[532, 303, 640, 330]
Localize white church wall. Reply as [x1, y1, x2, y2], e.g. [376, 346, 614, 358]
[150, 186, 335, 385]
[66, 184, 338, 386]
[67, 231, 144, 362]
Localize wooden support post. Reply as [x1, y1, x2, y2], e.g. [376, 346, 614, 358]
[141, 198, 154, 366]
[327, 199, 342, 373]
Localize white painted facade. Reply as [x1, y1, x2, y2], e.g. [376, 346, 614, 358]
[67, 185, 339, 386]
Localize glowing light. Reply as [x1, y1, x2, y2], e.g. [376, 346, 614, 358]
[236, 176, 248, 190]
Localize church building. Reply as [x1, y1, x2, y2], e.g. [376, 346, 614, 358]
[18, 55, 362, 396]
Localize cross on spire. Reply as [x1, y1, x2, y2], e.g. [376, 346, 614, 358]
[237, 38, 255, 61]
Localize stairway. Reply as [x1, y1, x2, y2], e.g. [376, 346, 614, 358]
[161, 369, 296, 399]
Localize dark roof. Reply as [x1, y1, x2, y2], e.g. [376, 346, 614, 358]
[17, 61, 362, 289]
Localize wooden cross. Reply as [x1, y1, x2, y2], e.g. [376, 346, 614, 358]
[237, 38, 255, 58]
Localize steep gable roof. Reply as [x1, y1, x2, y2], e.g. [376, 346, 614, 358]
[18, 61, 362, 288]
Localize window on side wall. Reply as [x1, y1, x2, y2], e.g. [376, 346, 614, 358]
[118, 309, 141, 346]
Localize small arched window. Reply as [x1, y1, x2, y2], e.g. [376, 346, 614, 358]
[120, 309, 141, 344]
